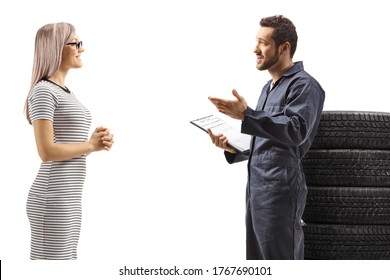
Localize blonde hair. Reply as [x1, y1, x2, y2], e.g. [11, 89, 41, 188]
[25, 22, 76, 123]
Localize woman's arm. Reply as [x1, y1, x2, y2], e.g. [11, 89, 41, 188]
[32, 120, 110, 162]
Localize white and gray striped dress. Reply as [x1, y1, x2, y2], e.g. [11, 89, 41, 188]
[27, 79, 91, 260]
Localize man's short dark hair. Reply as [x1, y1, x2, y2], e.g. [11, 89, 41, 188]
[260, 15, 298, 58]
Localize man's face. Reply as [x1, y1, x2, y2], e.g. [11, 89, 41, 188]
[254, 27, 279, 71]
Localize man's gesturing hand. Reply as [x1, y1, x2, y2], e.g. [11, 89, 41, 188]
[208, 89, 247, 121]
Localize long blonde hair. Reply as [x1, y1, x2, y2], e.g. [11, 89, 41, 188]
[25, 22, 76, 124]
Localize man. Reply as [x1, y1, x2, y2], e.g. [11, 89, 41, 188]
[208, 15, 325, 260]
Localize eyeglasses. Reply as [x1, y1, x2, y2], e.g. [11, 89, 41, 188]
[66, 41, 83, 49]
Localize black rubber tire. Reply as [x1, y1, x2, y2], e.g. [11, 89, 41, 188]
[302, 149, 390, 187]
[303, 186, 390, 224]
[303, 223, 390, 259]
[310, 111, 390, 150]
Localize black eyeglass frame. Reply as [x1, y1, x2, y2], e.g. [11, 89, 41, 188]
[66, 41, 83, 49]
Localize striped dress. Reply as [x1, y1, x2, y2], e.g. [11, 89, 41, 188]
[27, 79, 91, 260]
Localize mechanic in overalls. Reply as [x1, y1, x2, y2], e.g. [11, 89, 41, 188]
[208, 15, 325, 260]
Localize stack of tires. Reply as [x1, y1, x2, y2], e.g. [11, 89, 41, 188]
[302, 111, 390, 259]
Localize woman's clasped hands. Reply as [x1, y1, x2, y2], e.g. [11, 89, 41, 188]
[89, 126, 114, 152]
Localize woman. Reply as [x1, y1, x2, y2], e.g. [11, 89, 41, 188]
[25, 22, 114, 260]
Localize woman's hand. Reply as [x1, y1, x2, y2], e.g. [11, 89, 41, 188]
[101, 128, 114, 151]
[89, 126, 114, 152]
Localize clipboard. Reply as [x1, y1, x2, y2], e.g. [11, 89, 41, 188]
[190, 114, 251, 153]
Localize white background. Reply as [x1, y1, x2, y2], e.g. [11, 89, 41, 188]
[1, 0, 389, 279]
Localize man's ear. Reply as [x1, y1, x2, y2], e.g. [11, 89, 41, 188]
[280, 42, 291, 55]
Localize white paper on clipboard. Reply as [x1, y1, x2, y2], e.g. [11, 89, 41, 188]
[190, 114, 251, 153]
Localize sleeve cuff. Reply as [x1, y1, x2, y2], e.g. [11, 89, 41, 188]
[224, 151, 237, 164]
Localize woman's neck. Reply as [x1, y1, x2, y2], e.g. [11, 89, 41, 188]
[47, 70, 68, 87]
